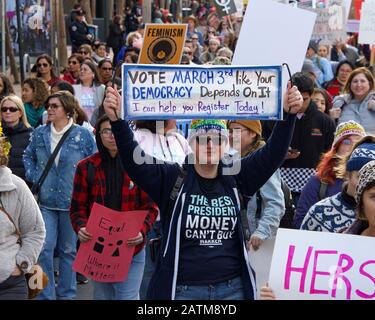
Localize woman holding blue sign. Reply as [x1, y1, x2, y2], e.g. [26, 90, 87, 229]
[102, 82, 303, 300]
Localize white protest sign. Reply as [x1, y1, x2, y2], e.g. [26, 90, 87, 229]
[311, 0, 347, 44]
[358, 0, 375, 44]
[233, 0, 316, 108]
[248, 238, 276, 299]
[122, 64, 283, 120]
[269, 228, 375, 300]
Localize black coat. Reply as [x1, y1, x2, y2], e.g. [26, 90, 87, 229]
[69, 20, 91, 52]
[107, 23, 125, 53]
[262, 102, 336, 169]
[3, 122, 33, 181]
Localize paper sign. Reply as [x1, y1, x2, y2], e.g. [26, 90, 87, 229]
[233, 0, 316, 108]
[358, 0, 375, 44]
[347, 0, 364, 32]
[213, 0, 237, 18]
[73, 203, 148, 283]
[310, 1, 347, 45]
[248, 238, 276, 298]
[269, 228, 375, 300]
[138, 24, 187, 65]
[122, 64, 282, 120]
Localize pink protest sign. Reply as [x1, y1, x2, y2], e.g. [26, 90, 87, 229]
[73, 203, 148, 283]
[269, 229, 375, 300]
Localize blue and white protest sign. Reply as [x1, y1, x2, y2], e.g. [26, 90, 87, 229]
[122, 64, 282, 120]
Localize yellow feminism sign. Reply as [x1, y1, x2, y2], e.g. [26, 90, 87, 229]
[139, 24, 187, 64]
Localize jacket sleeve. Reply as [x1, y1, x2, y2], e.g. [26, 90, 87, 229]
[23, 129, 38, 184]
[70, 160, 90, 233]
[83, 129, 97, 157]
[237, 114, 296, 196]
[15, 180, 46, 272]
[136, 187, 159, 238]
[111, 119, 180, 209]
[294, 176, 320, 228]
[254, 170, 285, 240]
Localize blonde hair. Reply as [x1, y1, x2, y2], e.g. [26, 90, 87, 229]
[0, 95, 31, 128]
[126, 31, 141, 46]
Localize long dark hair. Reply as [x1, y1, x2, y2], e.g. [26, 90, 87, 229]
[0, 73, 15, 100]
[36, 54, 58, 79]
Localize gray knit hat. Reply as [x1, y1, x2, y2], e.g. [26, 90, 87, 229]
[355, 160, 375, 205]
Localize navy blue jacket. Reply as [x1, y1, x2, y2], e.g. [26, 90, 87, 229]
[111, 114, 296, 300]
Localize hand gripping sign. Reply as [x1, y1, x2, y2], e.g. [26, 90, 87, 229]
[122, 64, 283, 120]
[73, 203, 148, 283]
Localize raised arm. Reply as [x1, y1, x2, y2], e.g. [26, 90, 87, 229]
[103, 86, 180, 207]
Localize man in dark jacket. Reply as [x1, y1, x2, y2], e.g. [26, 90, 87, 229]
[263, 72, 336, 206]
[69, 9, 93, 53]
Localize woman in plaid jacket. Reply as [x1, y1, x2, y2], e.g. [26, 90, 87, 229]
[70, 115, 158, 300]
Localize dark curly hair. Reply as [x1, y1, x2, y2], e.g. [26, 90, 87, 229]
[23, 77, 50, 109]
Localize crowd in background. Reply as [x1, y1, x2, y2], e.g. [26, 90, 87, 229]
[1, 0, 375, 301]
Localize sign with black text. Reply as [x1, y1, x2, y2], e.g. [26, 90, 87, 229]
[122, 64, 283, 120]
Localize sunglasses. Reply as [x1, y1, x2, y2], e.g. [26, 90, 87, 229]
[184, 52, 192, 55]
[79, 51, 88, 55]
[46, 103, 62, 110]
[195, 135, 225, 146]
[1, 107, 19, 113]
[101, 67, 113, 71]
[68, 60, 78, 65]
[192, 38, 199, 40]
[37, 63, 49, 68]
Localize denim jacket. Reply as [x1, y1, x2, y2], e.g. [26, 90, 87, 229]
[23, 123, 96, 211]
[247, 170, 285, 240]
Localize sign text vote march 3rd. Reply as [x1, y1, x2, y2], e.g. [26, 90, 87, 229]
[122, 64, 282, 120]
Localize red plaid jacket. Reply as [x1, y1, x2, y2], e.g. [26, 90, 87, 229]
[70, 152, 158, 255]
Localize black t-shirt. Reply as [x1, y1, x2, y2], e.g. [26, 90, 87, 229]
[177, 174, 242, 285]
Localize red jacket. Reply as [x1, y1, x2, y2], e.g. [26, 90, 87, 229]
[70, 152, 158, 255]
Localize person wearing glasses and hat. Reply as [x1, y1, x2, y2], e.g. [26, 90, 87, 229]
[102, 81, 303, 300]
[69, 9, 94, 53]
[185, 15, 204, 46]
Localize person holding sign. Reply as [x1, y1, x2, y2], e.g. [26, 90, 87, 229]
[102, 82, 303, 300]
[70, 115, 158, 300]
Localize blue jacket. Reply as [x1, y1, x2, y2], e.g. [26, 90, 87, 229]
[23, 123, 96, 210]
[294, 175, 343, 228]
[111, 114, 296, 300]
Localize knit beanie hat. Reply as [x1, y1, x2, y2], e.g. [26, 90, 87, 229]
[333, 121, 366, 149]
[228, 120, 262, 136]
[355, 160, 375, 205]
[346, 142, 375, 172]
[189, 119, 228, 143]
[308, 40, 319, 53]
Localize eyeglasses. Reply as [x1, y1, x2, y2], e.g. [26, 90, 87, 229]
[46, 103, 62, 110]
[68, 60, 78, 65]
[191, 38, 199, 40]
[195, 135, 225, 146]
[228, 128, 249, 134]
[208, 31, 215, 34]
[101, 67, 113, 71]
[1, 107, 19, 113]
[99, 128, 114, 137]
[37, 63, 49, 68]
[79, 51, 88, 55]
[341, 138, 355, 145]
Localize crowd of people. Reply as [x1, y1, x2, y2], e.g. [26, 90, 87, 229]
[0, 0, 375, 301]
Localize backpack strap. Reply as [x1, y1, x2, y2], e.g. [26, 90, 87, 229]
[255, 190, 262, 220]
[231, 177, 251, 242]
[166, 166, 188, 218]
[319, 181, 329, 200]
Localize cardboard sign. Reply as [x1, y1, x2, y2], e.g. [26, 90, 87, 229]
[358, 0, 375, 44]
[138, 24, 187, 65]
[310, 1, 347, 44]
[122, 64, 282, 120]
[233, 0, 316, 108]
[213, 0, 237, 18]
[269, 229, 375, 300]
[73, 203, 148, 283]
